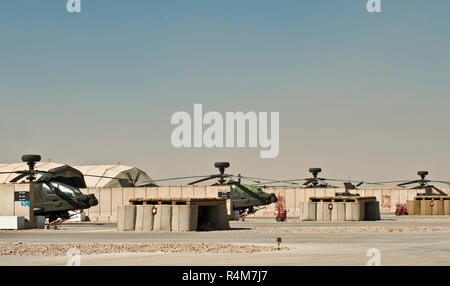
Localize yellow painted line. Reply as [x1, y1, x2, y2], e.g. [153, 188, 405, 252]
[373, 235, 450, 239]
[280, 235, 296, 238]
[313, 235, 353, 239]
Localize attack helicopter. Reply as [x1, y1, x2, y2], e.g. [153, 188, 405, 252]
[381, 171, 450, 196]
[0, 155, 99, 222]
[253, 167, 381, 196]
[150, 162, 278, 216]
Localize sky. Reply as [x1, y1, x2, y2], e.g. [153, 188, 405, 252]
[0, 0, 449, 184]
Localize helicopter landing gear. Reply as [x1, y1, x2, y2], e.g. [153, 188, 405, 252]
[237, 207, 257, 221]
[47, 212, 70, 229]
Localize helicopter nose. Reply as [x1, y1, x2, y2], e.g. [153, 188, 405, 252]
[270, 193, 278, 203]
[87, 194, 98, 207]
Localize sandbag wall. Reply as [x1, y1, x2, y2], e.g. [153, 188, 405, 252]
[248, 187, 450, 218]
[299, 201, 381, 221]
[117, 204, 230, 232]
[407, 197, 450, 216]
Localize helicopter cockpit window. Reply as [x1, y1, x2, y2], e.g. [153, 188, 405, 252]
[43, 183, 56, 195]
[50, 182, 78, 198]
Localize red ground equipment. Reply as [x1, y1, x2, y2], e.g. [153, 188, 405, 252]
[276, 209, 287, 222]
[395, 203, 408, 216]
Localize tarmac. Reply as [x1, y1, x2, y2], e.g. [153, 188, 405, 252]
[1, 215, 450, 266]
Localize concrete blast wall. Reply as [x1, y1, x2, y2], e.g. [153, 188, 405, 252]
[118, 204, 228, 232]
[0, 184, 35, 228]
[172, 205, 198, 231]
[81, 186, 450, 222]
[81, 185, 231, 222]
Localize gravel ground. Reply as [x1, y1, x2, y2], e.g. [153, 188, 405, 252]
[0, 242, 278, 256]
[247, 226, 450, 233]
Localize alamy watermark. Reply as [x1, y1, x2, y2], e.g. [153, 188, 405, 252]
[66, 1, 380, 14]
[366, 248, 381, 266]
[66, 248, 81, 266]
[66, 0, 81, 13]
[171, 104, 279, 159]
[367, 0, 382, 13]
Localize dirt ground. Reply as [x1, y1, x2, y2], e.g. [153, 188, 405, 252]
[0, 242, 277, 256]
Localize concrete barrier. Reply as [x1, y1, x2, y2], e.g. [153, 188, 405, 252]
[420, 200, 432, 215]
[331, 202, 345, 221]
[432, 200, 444, 216]
[68, 211, 86, 222]
[299, 202, 316, 221]
[316, 202, 332, 221]
[0, 185, 15, 216]
[143, 205, 155, 232]
[445, 201, 450, 216]
[81, 186, 443, 221]
[117, 205, 136, 231]
[34, 216, 46, 229]
[407, 200, 420, 215]
[345, 202, 365, 221]
[0, 216, 25, 230]
[365, 201, 381, 221]
[153, 205, 172, 231]
[172, 205, 198, 231]
[0, 184, 35, 228]
[135, 205, 145, 232]
[82, 186, 439, 221]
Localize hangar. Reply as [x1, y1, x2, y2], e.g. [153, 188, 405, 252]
[0, 162, 156, 188]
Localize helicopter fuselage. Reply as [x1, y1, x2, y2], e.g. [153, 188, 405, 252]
[32, 181, 98, 220]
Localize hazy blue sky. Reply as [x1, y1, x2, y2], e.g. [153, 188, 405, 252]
[0, 1, 449, 184]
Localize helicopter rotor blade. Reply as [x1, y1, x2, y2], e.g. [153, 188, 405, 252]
[319, 178, 350, 182]
[429, 180, 450, 185]
[84, 174, 128, 180]
[303, 178, 316, 186]
[233, 175, 288, 185]
[398, 180, 425, 187]
[356, 181, 365, 187]
[373, 180, 411, 184]
[431, 185, 448, 196]
[9, 173, 28, 183]
[188, 175, 221, 185]
[149, 175, 216, 183]
[234, 176, 261, 184]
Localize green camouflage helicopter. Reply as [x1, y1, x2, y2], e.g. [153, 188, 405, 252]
[0, 155, 99, 222]
[152, 162, 278, 216]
